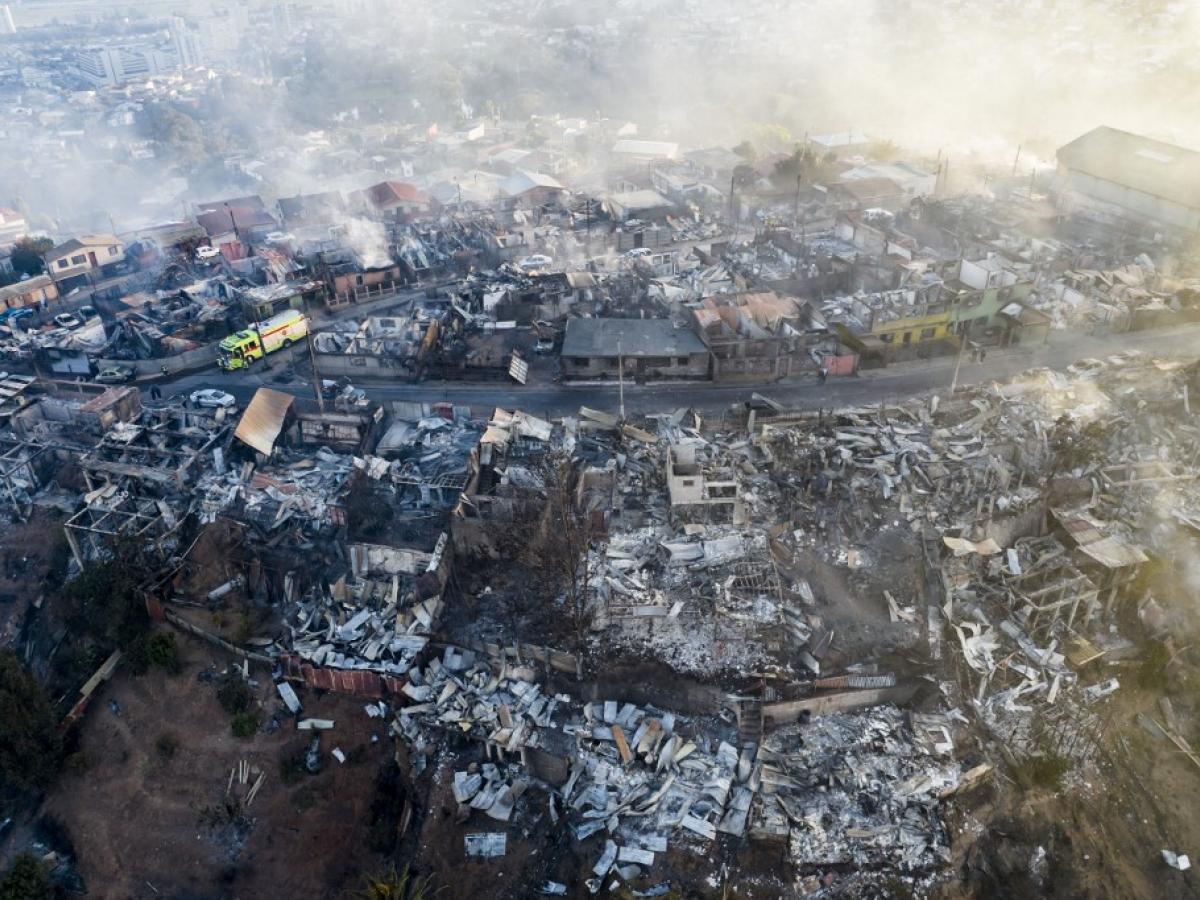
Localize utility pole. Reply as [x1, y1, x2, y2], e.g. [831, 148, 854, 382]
[794, 173, 802, 226]
[306, 328, 325, 414]
[729, 173, 736, 239]
[949, 329, 969, 394]
[1012, 144, 1021, 177]
[617, 339, 626, 421]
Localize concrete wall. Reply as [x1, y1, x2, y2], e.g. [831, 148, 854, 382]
[561, 352, 710, 382]
[314, 351, 409, 378]
[96, 342, 220, 376]
[1063, 169, 1200, 232]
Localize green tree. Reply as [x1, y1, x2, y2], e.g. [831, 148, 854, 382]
[11, 236, 52, 277]
[732, 140, 757, 161]
[869, 139, 901, 162]
[732, 163, 758, 189]
[61, 548, 149, 652]
[752, 122, 792, 151]
[0, 853, 58, 900]
[356, 865, 433, 900]
[0, 651, 63, 790]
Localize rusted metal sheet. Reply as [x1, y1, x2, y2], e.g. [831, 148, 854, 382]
[234, 388, 295, 455]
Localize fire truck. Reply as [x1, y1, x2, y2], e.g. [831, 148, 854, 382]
[217, 309, 309, 370]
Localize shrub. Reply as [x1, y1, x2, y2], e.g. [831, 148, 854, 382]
[231, 710, 261, 739]
[0, 852, 57, 900]
[59, 546, 149, 651]
[155, 731, 180, 759]
[145, 632, 182, 673]
[127, 631, 183, 676]
[279, 746, 308, 785]
[62, 752, 89, 776]
[0, 651, 63, 790]
[216, 673, 252, 715]
[1137, 640, 1170, 691]
[1015, 752, 1069, 790]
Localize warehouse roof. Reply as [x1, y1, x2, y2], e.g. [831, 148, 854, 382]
[1057, 126, 1200, 209]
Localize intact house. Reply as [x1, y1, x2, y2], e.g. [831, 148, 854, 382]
[559, 317, 709, 382]
[610, 140, 679, 172]
[499, 171, 567, 212]
[196, 200, 279, 257]
[835, 162, 937, 205]
[691, 290, 832, 382]
[829, 177, 907, 212]
[941, 255, 1036, 343]
[1054, 126, 1200, 232]
[604, 189, 675, 224]
[278, 191, 346, 230]
[0, 274, 59, 312]
[824, 276, 958, 365]
[0, 207, 27, 248]
[807, 131, 874, 159]
[352, 181, 432, 221]
[45, 234, 125, 287]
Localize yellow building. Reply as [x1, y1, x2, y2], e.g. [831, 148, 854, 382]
[870, 306, 955, 347]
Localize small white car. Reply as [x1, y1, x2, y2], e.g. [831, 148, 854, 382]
[189, 389, 237, 409]
[623, 247, 654, 258]
[54, 313, 81, 329]
[263, 231, 293, 244]
[518, 254, 553, 270]
[195, 246, 221, 262]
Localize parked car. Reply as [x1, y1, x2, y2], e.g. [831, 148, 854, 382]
[189, 389, 237, 409]
[623, 247, 654, 258]
[195, 246, 221, 262]
[53, 313, 81, 329]
[94, 366, 134, 384]
[263, 231, 294, 244]
[518, 254, 553, 270]
[78, 305, 97, 319]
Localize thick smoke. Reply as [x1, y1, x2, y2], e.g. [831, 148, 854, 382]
[2, 0, 1197, 232]
[337, 216, 392, 269]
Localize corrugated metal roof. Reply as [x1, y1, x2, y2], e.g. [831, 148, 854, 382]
[1077, 536, 1149, 569]
[234, 388, 295, 455]
[561, 318, 706, 358]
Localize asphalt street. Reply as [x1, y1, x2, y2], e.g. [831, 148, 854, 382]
[159, 321, 1200, 418]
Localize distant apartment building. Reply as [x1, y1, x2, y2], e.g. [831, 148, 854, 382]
[172, 6, 248, 68]
[73, 45, 175, 87]
[0, 208, 26, 248]
[171, 17, 205, 68]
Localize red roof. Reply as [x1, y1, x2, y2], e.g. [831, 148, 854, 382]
[365, 181, 429, 209]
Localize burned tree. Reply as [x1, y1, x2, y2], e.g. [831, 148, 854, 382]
[522, 456, 596, 662]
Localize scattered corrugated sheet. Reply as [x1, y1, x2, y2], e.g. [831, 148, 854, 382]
[234, 388, 295, 455]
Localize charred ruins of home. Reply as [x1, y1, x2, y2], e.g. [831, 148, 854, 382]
[6, 336, 1200, 893]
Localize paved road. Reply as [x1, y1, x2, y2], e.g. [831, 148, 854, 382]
[160, 322, 1200, 418]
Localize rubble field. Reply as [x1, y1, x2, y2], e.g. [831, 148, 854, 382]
[9, 346, 1200, 898]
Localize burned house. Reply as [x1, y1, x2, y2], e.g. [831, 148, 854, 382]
[691, 290, 832, 382]
[315, 249, 406, 309]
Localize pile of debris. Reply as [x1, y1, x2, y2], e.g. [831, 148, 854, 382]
[391, 645, 981, 893]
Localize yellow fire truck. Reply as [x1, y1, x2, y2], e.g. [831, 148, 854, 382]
[218, 309, 309, 370]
